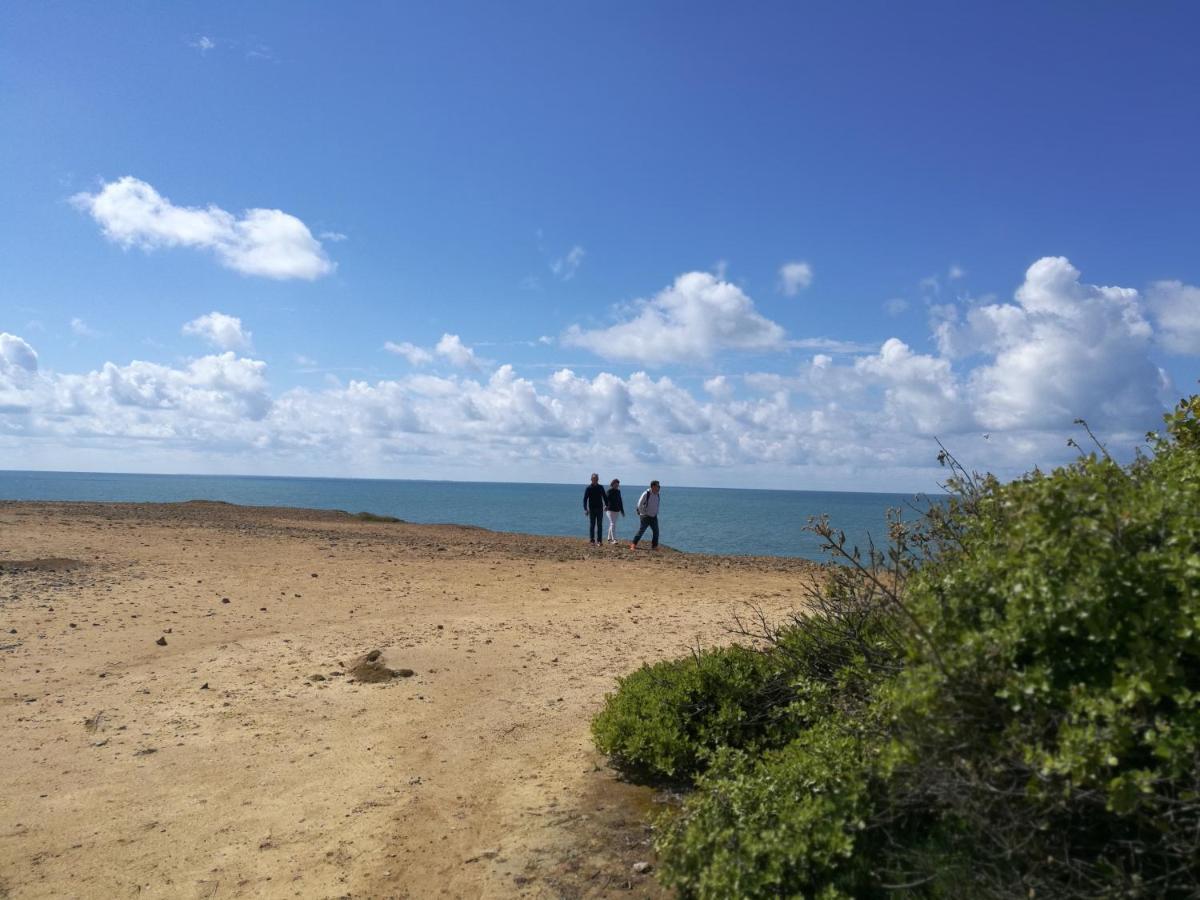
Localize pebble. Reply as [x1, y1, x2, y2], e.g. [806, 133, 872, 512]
[633, 861, 653, 875]
[155, 636, 167, 646]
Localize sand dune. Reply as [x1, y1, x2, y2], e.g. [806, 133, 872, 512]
[0, 501, 817, 899]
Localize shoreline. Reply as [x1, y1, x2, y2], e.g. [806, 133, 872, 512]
[0, 501, 816, 898]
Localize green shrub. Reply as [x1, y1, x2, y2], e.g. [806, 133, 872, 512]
[591, 645, 787, 781]
[656, 718, 895, 900]
[595, 395, 1200, 898]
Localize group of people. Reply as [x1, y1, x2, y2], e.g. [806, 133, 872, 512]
[582, 474, 662, 550]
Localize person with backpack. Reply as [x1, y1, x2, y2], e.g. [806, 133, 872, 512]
[583, 473, 607, 546]
[629, 480, 661, 550]
[604, 478, 625, 544]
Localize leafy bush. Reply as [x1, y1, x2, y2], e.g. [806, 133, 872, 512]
[656, 721, 883, 900]
[591, 645, 787, 781]
[595, 395, 1200, 898]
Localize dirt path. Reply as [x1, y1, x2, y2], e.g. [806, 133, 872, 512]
[0, 502, 816, 899]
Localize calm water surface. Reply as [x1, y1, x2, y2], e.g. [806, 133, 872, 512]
[0, 470, 939, 561]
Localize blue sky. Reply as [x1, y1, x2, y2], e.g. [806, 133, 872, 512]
[1, 2, 1197, 490]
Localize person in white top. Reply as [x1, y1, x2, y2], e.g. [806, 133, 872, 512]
[629, 480, 661, 550]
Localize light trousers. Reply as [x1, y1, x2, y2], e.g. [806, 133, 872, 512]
[606, 510, 621, 542]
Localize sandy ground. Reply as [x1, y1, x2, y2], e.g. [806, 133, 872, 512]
[0, 501, 818, 899]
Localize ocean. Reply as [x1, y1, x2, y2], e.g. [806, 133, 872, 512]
[0, 470, 940, 562]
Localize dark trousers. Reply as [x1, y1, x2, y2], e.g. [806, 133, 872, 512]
[632, 515, 659, 548]
[588, 511, 604, 542]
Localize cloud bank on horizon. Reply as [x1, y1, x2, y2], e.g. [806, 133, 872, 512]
[2, 256, 1195, 489]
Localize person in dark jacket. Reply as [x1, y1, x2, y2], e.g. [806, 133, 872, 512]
[604, 478, 625, 544]
[583, 473, 607, 546]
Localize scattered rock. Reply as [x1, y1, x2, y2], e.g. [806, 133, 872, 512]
[348, 649, 416, 683]
[309, 674, 326, 682]
[155, 636, 167, 646]
[199, 683, 209, 690]
[632, 861, 653, 875]
[221, 598, 230, 604]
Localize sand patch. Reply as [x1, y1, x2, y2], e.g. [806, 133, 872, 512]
[0, 500, 818, 898]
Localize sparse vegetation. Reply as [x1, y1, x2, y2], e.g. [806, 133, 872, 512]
[352, 511, 402, 523]
[594, 395, 1200, 898]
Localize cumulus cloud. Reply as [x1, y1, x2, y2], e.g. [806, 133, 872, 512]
[72, 177, 335, 280]
[0, 258, 1184, 488]
[384, 341, 433, 366]
[435, 334, 479, 369]
[563, 271, 786, 365]
[1, 333, 38, 376]
[704, 375, 733, 398]
[936, 257, 1164, 431]
[384, 335, 479, 369]
[778, 261, 814, 295]
[70, 317, 98, 338]
[1146, 280, 1200, 355]
[550, 245, 585, 281]
[183, 312, 252, 351]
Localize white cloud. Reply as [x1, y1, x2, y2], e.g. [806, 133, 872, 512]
[1, 333, 38, 375]
[550, 245, 585, 281]
[72, 177, 335, 280]
[853, 338, 968, 434]
[189, 36, 216, 53]
[948, 264, 966, 281]
[384, 335, 480, 369]
[704, 375, 733, 398]
[183, 312, 252, 351]
[778, 261, 813, 296]
[1146, 280, 1200, 355]
[885, 297, 910, 316]
[70, 317, 99, 338]
[319, 231, 348, 243]
[435, 333, 479, 369]
[939, 257, 1164, 430]
[563, 271, 786, 365]
[0, 258, 1183, 489]
[0, 333, 39, 413]
[384, 341, 433, 366]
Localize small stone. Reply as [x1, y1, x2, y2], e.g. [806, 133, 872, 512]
[309, 674, 326, 682]
[632, 861, 653, 875]
[155, 636, 167, 646]
[200, 683, 209, 690]
[311, 573, 318, 578]
[221, 598, 230, 604]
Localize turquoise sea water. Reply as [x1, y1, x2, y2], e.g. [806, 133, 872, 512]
[0, 470, 939, 561]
